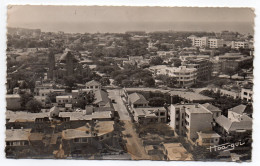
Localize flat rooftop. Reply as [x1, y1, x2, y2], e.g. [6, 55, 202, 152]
[59, 111, 112, 121]
[163, 143, 193, 161]
[6, 129, 31, 141]
[6, 111, 49, 123]
[184, 104, 212, 114]
[62, 121, 114, 139]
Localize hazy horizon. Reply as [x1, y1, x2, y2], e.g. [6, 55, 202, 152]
[7, 6, 255, 34]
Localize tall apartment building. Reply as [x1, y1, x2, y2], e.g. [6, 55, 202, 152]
[187, 36, 224, 48]
[185, 59, 212, 81]
[149, 65, 197, 87]
[210, 59, 222, 76]
[171, 66, 197, 87]
[170, 104, 214, 142]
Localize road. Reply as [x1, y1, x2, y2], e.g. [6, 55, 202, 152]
[107, 89, 150, 160]
[108, 89, 131, 121]
[122, 120, 150, 160]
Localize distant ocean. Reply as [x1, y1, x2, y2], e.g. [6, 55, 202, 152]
[13, 21, 254, 34]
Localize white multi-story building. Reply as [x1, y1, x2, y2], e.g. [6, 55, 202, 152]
[149, 65, 197, 87]
[241, 88, 253, 102]
[188, 36, 209, 48]
[187, 36, 224, 48]
[208, 38, 224, 48]
[170, 104, 214, 142]
[231, 41, 249, 49]
[172, 66, 197, 87]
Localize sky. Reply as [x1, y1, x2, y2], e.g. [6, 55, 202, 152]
[7, 6, 255, 34]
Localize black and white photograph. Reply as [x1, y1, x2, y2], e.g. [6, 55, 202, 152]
[4, 5, 255, 162]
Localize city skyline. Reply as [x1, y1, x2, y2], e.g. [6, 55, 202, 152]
[7, 6, 254, 34]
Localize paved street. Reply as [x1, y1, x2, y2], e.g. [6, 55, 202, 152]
[107, 89, 150, 159]
[108, 89, 131, 121]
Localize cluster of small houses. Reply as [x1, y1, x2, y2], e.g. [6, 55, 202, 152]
[5, 80, 122, 158]
[124, 90, 252, 146]
[5, 79, 252, 160]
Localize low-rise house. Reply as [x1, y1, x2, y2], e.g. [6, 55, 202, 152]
[61, 121, 115, 155]
[196, 131, 221, 146]
[128, 92, 149, 108]
[5, 128, 60, 158]
[162, 143, 193, 161]
[6, 128, 31, 147]
[6, 108, 113, 132]
[215, 106, 252, 142]
[56, 95, 72, 107]
[6, 111, 51, 131]
[133, 107, 167, 124]
[85, 80, 101, 90]
[38, 89, 66, 97]
[202, 103, 222, 120]
[213, 88, 241, 99]
[228, 104, 247, 117]
[93, 90, 112, 107]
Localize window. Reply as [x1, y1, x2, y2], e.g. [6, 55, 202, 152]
[95, 86, 98, 88]
[176, 110, 180, 114]
[160, 112, 165, 116]
[81, 138, 88, 143]
[244, 92, 248, 95]
[74, 138, 80, 143]
[161, 118, 166, 122]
